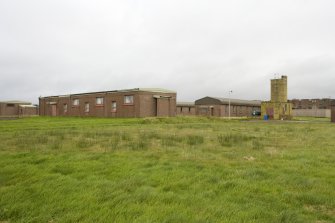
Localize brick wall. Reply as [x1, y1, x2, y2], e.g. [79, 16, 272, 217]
[290, 99, 335, 109]
[39, 91, 176, 118]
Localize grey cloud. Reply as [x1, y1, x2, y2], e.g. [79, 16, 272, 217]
[1, 0, 334, 104]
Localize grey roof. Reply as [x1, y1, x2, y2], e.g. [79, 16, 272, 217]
[196, 96, 261, 106]
[40, 88, 176, 98]
[212, 97, 261, 106]
[0, 100, 31, 104]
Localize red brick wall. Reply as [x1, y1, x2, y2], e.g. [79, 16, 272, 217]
[39, 91, 176, 118]
[195, 104, 259, 117]
[20, 107, 38, 116]
[177, 106, 196, 116]
[0, 103, 19, 116]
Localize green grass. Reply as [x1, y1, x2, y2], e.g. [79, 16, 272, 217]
[0, 116, 334, 223]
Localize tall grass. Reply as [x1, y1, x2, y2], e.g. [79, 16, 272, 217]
[0, 116, 334, 223]
[217, 133, 253, 147]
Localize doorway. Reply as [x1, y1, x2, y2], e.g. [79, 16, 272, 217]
[266, 107, 274, 119]
[51, 105, 57, 116]
[210, 107, 214, 116]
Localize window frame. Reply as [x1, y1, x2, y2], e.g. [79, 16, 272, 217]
[111, 101, 117, 112]
[84, 102, 90, 113]
[96, 97, 104, 106]
[63, 104, 68, 113]
[72, 99, 79, 106]
[124, 95, 134, 105]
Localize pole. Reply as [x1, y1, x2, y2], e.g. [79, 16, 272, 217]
[228, 90, 232, 119]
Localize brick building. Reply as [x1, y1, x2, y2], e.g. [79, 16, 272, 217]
[176, 102, 196, 116]
[0, 101, 38, 118]
[195, 97, 261, 117]
[39, 88, 176, 118]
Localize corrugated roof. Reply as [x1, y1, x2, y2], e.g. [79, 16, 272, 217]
[195, 96, 261, 106]
[212, 97, 261, 106]
[40, 88, 176, 98]
[0, 100, 31, 104]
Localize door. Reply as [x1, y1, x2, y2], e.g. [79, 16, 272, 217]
[266, 108, 274, 119]
[156, 98, 170, 117]
[51, 105, 57, 116]
[153, 98, 157, 116]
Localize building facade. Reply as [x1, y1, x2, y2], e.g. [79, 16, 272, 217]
[289, 98, 333, 118]
[261, 75, 293, 120]
[39, 88, 176, 118]
[176, 102, 196, 116]
[290, 98, 334, 109]
[194, 97, 261, 117]
[0, 101, 38, 118]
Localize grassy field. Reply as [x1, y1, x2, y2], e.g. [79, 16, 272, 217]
[0, 116, 334, 223]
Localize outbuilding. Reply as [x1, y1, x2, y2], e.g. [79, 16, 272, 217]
[0, 101, 38, 118]
[195, 97, 261, 117]
[177, 102, 195, 116]
[39, 88, 176, 118]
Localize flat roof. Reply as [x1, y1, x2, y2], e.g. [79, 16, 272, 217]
[0, 100, 31, 104]
[40, 88, 176, 98]
[19, 105, 38, 108]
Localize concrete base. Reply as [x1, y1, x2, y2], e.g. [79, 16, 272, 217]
[261, 102, 293, 120]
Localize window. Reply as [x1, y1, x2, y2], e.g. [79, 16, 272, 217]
[200, 107, 208, 113]
[124, 95, 134, 104]
[85, 103, 89, 113]
[63, 104, 68, 113]
[73, 99, 79, 106]
[96, 97, 104, 105]
[111, 101, 117, 112]
[6, 104, 15, 107]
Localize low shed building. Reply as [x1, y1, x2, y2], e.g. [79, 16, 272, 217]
[0, 101, 38, 118]
[39, 88, 176, 118]
[195, 97, 261, 117]
[177, 102, 195, 116]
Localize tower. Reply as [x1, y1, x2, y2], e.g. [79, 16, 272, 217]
[271, 75, 287, 103]
[261, 75, 293, 120]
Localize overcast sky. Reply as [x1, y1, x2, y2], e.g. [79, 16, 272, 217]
[1, 0, 334, 104]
